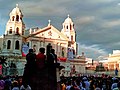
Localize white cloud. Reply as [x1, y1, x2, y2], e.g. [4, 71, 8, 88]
[1, 0, 120, 59]
[102, 19, 120, 28]
[118, 3, 120, 5]
[78, 43, 108, 59]
[75, 16, 95, 25]
[17, 0, 71, 16]
[89, 0, 117, 3]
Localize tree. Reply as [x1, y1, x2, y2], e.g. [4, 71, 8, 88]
[0, 56, 8, 75]
[0, 56, 7, 65]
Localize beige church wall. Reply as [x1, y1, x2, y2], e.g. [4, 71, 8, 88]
[0, 38, 3, 51]
[27, 38, 68, 58]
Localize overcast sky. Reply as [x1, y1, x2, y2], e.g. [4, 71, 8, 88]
[0, 0, 120, 60]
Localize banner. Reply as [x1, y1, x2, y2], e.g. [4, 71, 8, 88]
[22, 43, 29, 57]
[67, 48, 74, 60]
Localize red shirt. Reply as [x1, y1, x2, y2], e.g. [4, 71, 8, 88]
[36, 53, 46, 69]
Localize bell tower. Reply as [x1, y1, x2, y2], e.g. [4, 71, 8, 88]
[5, 4, 25, 35]
[61, 15, 77, 56]
[2, 4, 25, 55]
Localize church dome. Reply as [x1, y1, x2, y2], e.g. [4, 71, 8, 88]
[10, 4, 23, 15]
[64, 15, 73, 24]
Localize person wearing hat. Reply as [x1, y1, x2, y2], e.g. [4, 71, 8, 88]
[82, 77, 90, 90]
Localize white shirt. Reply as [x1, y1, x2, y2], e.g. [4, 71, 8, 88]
[20, 85, 31, 90]
[111, 83, 118, 90]
[12, 87, 19, 90]
[66, 85, 71, 90]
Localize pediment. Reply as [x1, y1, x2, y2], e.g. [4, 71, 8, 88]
[27, 25, 69, 41]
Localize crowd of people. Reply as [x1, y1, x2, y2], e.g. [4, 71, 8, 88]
[60, 74, 120, 90]
[0, 75, 31, 90]
[1, 46, 120, 90]
[22, 46, 58, 90]
[0, 74, 120, 90]
[0, 46, 58, 90]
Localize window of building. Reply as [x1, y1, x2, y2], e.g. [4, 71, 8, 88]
[70, 24, 72, 31]
[71, 35, 73, 41]
[22, 30, 24, 35]
[16, 27, 19, 34]
[20, 17, 22, 20]
[16, 15, 19, 21]
[66, 25, 68, 29]
[9, 27, 12, 34]
[7, 40, 11, 49]
[12, 16, 15, 21]
[15, 40, 19, 50]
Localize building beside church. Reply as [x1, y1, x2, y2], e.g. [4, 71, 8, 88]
[0, 4, 86, 76]
[99, 50, 120, 71]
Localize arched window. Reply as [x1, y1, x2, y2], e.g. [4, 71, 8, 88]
[66, 25, 68, 29]
[16, 27, 19, 34]
[7, 40, 11, 49]
[71, 35, 73, 41]
[20, 17, 22, 20]
[16, 15, 19, 21]
[12, 16, 15, 21]
[22, 30, 24, 35]
[9, 28, 12, 34]
[15, 40, 19, 50]
[70, 24, 72, 31]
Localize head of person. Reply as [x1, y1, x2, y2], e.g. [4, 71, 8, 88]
[29, 49, 33, 53]
[51, 49, 55, 54]
[82, 77, 88, 81]
[39, 48, 45, 53]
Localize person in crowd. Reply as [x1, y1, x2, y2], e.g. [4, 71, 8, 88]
[0, 79, 5, 90]
[36, 47, 46, 70]
[81, 82, 86, 90]
[82, 77, 90, 90]
[61, 82, 66, 90]
[20, 82, 31, 90]
[111, 78, 119, 90]
[47, 48, 58, 67]
[12, 80, 19, 90]
[22, 49, 36, 87]
[4, 75, 12, 90]
[51, 49, 58, 64]
[115, 68, 118, 76]
[66, 81, 71, 90]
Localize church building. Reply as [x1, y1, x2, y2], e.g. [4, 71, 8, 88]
[0, 4, 87, 76]
[1, 4, 77, 59]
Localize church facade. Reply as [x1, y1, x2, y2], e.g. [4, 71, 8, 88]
[0, 4, 77, 59]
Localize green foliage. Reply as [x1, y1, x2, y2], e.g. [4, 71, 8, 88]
[0, 56, 7, 65]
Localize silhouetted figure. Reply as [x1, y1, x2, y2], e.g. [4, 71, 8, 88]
[46, 44, 58, 90]
[36, 48, 46, 70]
[51, 49, 57, 64]
[22, 49, 36, 86]
[46, 43, 53, 67]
